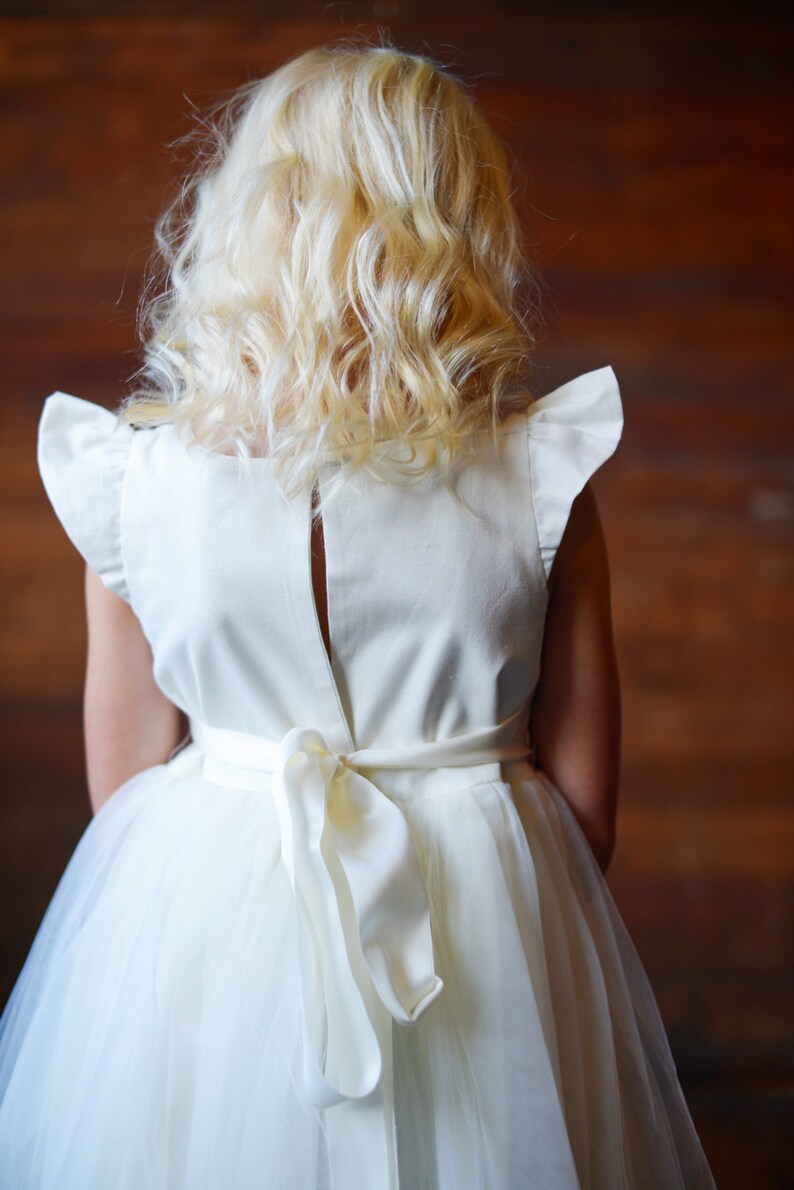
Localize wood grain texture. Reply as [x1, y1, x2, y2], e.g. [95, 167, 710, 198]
[1, 7, 792, 1186]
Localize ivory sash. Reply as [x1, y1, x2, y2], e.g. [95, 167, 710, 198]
[175, 716, 532, 1190]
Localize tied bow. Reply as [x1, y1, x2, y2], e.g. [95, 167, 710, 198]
[271, 727, 444, 1108]
[176, 712, 531, 1190]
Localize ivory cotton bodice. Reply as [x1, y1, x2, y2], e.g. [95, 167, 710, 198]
[37, 366, 623, 773]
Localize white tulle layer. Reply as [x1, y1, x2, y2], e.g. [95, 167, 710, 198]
[0, 757, 715, 1190]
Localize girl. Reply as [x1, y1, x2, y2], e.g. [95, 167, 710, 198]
[0, 38, 716, 1190]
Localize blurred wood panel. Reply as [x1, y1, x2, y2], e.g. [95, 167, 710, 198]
[1, 8, 792, 1187]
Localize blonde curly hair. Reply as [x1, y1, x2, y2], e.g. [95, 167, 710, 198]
[120, 36, 540, 502]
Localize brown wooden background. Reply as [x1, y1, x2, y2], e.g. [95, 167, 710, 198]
[1, 4, 792, 1186]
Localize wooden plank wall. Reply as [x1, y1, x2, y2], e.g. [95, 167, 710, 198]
[1, 6, 791, 1186]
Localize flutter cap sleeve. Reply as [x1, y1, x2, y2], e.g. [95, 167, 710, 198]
[527, 365, 624, 583]
[37, 392, 135, 602]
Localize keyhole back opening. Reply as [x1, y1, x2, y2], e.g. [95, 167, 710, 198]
[310, 479, 332, 664]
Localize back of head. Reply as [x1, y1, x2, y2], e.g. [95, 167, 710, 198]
[123, 38, 539, 495]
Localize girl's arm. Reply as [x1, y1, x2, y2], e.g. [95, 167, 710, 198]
[531, 481, 622, 874]
[83, 563, 184, 814]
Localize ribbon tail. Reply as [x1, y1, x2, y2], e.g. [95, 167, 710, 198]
[327, 768, 444, 1025]
[272, 740, 383, 1106]
[271, 729, 443, 1190]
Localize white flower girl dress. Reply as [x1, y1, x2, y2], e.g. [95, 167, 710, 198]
[0, 365, 717, 1188]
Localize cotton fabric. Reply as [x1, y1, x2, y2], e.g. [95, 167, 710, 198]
[0, 365, 717, 1188]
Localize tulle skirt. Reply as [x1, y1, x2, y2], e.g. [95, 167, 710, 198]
[0, 753, 716, 1189]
